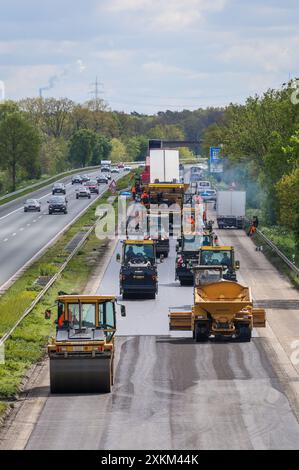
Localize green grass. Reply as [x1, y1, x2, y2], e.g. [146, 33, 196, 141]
[0, 172, 133, 403]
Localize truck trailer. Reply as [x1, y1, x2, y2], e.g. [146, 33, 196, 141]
[216, 190, 246, 229]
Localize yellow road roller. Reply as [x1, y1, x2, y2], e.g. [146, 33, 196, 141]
[48, 294, 126, 393]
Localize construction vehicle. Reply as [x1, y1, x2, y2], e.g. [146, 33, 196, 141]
[48, 294, 126, 393]
[146, 210, 170, 258]
[176, 233, 213, 285]
[117, 239, 158, 299]
[199, 246, 239, 281]
[169, 266, 266, 342]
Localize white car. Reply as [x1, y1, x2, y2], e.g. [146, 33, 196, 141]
[124, 166, 132, 171]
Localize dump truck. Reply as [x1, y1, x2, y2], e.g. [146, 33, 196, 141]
[169, 266, 266, 342]
[48, 294, 126, 393]
[199, 245, 239, 281]
[176, 233, 213, 285]
[117, 239, 158, 299]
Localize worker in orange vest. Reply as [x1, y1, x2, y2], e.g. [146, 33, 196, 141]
[132, 185, 136, 201]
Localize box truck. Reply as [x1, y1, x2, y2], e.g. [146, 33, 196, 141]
[216, 191, 246, 229]
[150, 149, 180, 183]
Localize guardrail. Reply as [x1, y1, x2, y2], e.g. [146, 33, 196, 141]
[254, 227, 299, 276]
[244, 217, 299, 276]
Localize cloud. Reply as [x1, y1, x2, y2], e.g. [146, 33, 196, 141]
[102, 0, 228, 31]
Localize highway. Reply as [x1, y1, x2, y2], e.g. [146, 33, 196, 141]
[0, 167, 299, 450]
[0, 170, 126, 291]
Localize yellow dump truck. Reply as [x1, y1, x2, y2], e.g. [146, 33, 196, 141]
[169, 267, 266, 342]
[48, 294, 126, 393]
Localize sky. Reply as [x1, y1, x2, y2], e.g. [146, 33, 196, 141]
[0, 0, 298, 114]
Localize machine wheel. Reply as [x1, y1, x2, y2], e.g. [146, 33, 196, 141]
[194, 324, 209, 342]
[50, 356, 112, 394]
[149, 292, 156, 299]
[237, 325, 252, 342]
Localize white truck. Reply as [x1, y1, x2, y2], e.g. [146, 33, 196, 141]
[101, 160, 112, 169]
[216, 191, 246, 229]
[150, 149, 180, 184]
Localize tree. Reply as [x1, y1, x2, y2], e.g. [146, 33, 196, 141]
[276, 168, 299, 249]
[110, 138, 127, 162]
[147, 124, 185, 140]
[126, 135, 148, 161]
[69, 129, 95, 168]
[0, 113, 41, 190]
[91, 135, 112, 165]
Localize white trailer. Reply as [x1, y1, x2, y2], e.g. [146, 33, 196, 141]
[150, 149, 180, 184]
[216, 191, 246, 229]
[101, 160, 112, 169]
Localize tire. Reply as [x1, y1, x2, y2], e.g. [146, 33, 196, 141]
[49, 211, 52, 215]
[88, 196, 91, 199]
[195, 324, 209, 342]
[64, 210, 68, 214]
[237, 325, 251, 342]
[38, 208, 41, 212]
[149, 292, 156, 299]
[76, 195, 79, 199]
[24, 208, 27, 212]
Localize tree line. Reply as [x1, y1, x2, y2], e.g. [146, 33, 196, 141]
[0, 98, 222, 192]
[202, 83, 299, 249]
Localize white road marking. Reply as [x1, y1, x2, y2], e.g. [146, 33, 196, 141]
[12, 233, 16, 237]
[3, 238, 8, 242]
[20, 227, 24, 231]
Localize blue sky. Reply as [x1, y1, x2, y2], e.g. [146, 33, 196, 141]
[0, 0, 298, 113]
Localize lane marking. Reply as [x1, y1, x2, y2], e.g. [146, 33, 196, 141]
[12, 233, 16, 237]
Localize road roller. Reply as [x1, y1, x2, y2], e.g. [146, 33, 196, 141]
[48, 294, 126, 393]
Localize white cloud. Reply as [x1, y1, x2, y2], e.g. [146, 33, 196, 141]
[221, 37, 299, 73]
[142, 61, 209, 79]
[93, 49, 135, 66]
[102, 0, 228, 31]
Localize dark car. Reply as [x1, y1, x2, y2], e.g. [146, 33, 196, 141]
[97, 175, 108, 184]
[48, 196, 68, 214]
[84, 180, 99, 194]
[52, 182, 66, 195]
[76, 186, 91, 199]
[71, 175, 82, 184]
[111, 168, 120, 174]
[24, 199, 41, 212]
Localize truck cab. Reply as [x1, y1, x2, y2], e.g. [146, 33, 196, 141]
[199, 246, 240, 281]
[118, 240, 158, 299]
[176, 234, 213, 285]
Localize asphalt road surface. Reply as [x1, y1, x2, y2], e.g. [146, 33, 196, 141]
[25, 233, 299, 449]
[0, 170, 126, 290]
[4, 166, 299, 450]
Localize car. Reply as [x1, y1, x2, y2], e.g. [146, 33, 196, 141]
[106, 173, 112, 180]
[199, 189, 217, 202]
[80, 174, 90, 182]
[118, 163, 124, 169]
[71, 175, 82, 184]
[76, 186, 91, 199]
[124, 166, 132, 171]
[24, 199, 41, 212]
[97, 176, 108, 184]
[48, 196, 68, 214]
[101, 166, 110, 173]
[84, 180, 99, 194]
[111, 168, 120, 174]
[52, 182, 66, 195]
